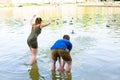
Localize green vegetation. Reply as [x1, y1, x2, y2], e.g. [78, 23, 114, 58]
[0, 3, 47, 8]
[0, 3, 15, 8]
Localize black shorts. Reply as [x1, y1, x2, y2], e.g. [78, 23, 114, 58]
[27, 38, 38, 48]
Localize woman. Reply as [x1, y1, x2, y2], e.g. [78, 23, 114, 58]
[27, 15, 50, 65]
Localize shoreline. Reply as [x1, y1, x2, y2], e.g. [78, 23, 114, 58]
[77, 5, 120, 7]
[0, 2, 120, 8]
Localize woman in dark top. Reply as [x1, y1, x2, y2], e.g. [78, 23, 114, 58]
[27, 15, 50, 65]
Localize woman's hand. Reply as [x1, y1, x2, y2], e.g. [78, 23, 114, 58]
[33, 14, 36, 18]
[30, 14, 36, 25]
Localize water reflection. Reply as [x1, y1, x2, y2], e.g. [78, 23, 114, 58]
[29, 61, 45, 80]
[51, 71, 72, 80]
[0, 5, 120, 80]
[106, 14, 120, 44]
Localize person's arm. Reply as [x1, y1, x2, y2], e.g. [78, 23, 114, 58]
[68, 42, 72, 52]
[40, 22, 51, 28]
[61, 60, 65, 72]
[40, 18, 51, 28]
[30, 15, 36, 25]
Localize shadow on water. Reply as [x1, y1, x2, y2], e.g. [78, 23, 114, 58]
[29, 61, 45, 80]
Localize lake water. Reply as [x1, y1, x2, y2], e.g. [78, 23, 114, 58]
[0, 4, 120, 80]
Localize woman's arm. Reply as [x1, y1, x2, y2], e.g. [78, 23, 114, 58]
[40, 18, 51, 28]
[40, 22, 51, 28]
[30, 15, 36, 25]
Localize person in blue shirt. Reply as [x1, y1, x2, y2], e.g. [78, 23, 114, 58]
[50, 34, 73, 74]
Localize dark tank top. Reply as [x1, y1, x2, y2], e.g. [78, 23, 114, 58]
[27, 25, 41, 41]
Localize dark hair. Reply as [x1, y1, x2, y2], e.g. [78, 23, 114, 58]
[35, 17, 42, 25]
[63, 34, 70, 40]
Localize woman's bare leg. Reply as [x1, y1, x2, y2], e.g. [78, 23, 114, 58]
[30, 48, 37, 65]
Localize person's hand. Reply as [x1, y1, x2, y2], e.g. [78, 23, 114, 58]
[33, 14, 36, 18]
[48, 18, 52, 25]
[66, 49, 69, 52]
[48, 22, 51, 25]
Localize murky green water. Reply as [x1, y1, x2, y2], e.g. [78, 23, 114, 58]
[0, 5, 120, 80]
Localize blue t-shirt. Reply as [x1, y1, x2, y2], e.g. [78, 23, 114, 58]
[51, 39, 72, 51]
